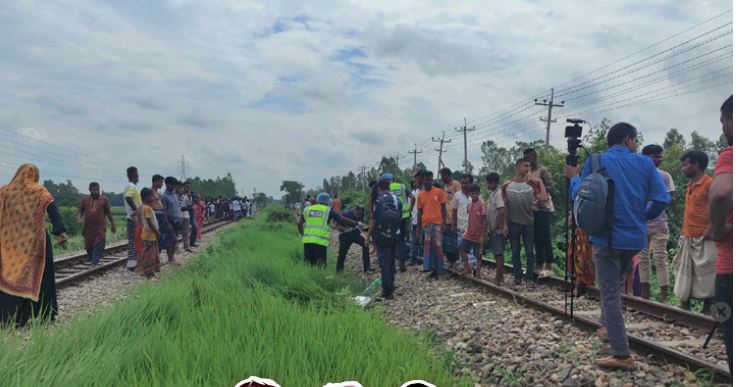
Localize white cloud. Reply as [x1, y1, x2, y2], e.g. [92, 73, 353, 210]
[0, 0, 731, 196]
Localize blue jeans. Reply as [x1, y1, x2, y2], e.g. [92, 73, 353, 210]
[509, 221, 535, 281]
[87, 238, 106, 265]
[593, 246, 638, 357]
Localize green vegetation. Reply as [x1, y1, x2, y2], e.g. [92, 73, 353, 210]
[3, 207, 470, 386]
[46, 206, 127, 253]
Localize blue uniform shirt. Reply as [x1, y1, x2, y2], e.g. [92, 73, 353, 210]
[569, 145, 670, 250]
[161, 190, 181, 220]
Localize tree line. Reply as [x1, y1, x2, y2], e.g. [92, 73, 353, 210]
[283, 118, 728, 252]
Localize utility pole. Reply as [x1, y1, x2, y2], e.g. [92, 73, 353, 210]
[177, 155, 187, 181]
[534, 88, 565, 145]
[455, 117, 476, 173]
[432, 131, 451, 175]
[408, 143, 423, 170]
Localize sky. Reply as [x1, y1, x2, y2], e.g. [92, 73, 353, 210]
[0, 0, 733, 197]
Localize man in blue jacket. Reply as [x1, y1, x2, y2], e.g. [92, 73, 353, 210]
[566, 122, 670, 371]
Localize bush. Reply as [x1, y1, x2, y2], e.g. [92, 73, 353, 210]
[50, 206, 80, 235]
[265, 206, 294, 223]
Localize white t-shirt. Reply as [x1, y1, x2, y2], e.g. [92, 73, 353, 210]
[451, 191, 470, 231]
[411, 188, 421, 226]
[123, 182, 141, 219]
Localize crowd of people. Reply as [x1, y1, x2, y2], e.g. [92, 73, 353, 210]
[0, 167, 254, 328]
[296, 95, 733, 373]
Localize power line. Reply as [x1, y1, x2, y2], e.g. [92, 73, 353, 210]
[432, 131, 452, 175]
[534, 88, 565, 145]
[408, 143, 423, 170]
[455, 118, 476, 173]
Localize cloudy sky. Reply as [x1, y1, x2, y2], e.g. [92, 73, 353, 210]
[0, 0, 732, 197]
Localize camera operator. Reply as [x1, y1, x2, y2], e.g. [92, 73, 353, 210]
[565, 122, 670, 371]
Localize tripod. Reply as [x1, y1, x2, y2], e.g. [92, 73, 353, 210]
[564, 119, 585, 322]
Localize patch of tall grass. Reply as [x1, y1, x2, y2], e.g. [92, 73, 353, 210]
[1, 212, 470, 386]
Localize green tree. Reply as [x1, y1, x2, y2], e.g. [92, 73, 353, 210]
[480, 140, 515, 177]
[663, 128, 686, 150]
[188, 174, 237, 199]
[43, 179, 82, 207]
[280, 180, 304, 208]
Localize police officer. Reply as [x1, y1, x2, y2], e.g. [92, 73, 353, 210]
[297, 192, 353, 267]
[382, 173, 414, 272]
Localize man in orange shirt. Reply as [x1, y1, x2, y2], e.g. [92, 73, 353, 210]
[673, 151, 714, 312]
[417, 170, 447, 279]
[710, 95, 732, 374]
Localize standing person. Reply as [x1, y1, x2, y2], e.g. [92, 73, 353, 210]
[193, 193, 205, 241]
[409, 170, 423, 266]
[672, 151, 715, 312]
[297, 192, 345, 267]
[440, 168, 461, 266]
[524, 148, 556, 278]
[416, 171, 447, 279]
[184, 183, 198, 248]
[710, 95, 732, 374]
[503, 159, 546, 286]
[177, 182, 193, 253]
[77, 182, 116, 265]
[567, 214, 596, 293]
[208, 201, 216, 220]
[485, 173, 507, 283]
[460, 184, 486, 277]
[150, 174, 168, 264]
[452, 174, 472, 269]
[230, 198, 241, 221]
[637, 144, 676, 302]
[0, 164, 68, 326]
[367, 179, 402, 299]
[334, 205, 367, 273]
[385, 173, 413, 272]
[160, 177, 181, 265]
[123, 166, 142, 271]
[138, 188, 161, 277]
[566, 122, 670, 370]
[331, 193, 342, 212]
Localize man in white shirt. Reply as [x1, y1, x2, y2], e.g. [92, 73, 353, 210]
[452, 174, 473, 268]
[124, 166, 142, 271]
[409, 170, 423, 266]
[485, 172, 507, 284]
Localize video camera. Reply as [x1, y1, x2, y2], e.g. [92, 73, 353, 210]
[565, 118, 584, 167]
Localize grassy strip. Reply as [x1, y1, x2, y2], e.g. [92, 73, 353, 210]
[1, 212, 470, 386]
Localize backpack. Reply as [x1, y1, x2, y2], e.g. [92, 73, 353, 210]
[374, 194, 401, 248]
[573, 154, 615, 241]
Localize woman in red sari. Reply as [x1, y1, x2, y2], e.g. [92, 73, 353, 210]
[194, 193, 205, 240]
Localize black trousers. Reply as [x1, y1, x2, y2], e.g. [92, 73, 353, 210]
[395, 218, 409, 265]
[534, 211, 553, 265]
[377, 244, 396, 298]
[304, 243, 327, 267]
[715, 274, 733, 374]
[337, 229, 370, 272]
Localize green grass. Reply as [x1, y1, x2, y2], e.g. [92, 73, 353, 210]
[1, 208, 470, 386]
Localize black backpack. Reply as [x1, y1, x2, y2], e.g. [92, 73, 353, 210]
[374, 194, 401, 248]
[574, 154, 615, 242]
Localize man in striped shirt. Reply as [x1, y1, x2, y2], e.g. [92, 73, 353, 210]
[673, 150, 714, 313]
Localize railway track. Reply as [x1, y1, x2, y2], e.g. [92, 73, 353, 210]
[444, 258, 731, 383]
[54, 219, 231, 288]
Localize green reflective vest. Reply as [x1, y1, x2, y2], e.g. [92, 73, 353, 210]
[302, 204, 331, 246]
[390, 182, 410, 219]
